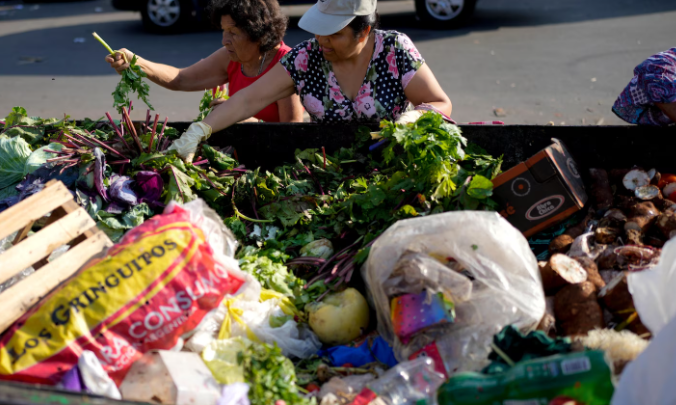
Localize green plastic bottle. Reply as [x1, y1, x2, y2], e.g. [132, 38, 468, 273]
[437, 350, 614, 405]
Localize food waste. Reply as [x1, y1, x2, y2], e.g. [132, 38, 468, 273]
[0, 104, 505, 404]
[541, 166, 671, 343]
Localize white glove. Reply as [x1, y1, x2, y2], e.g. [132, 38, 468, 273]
[395, 110, 425, 125]
[167, 121, 212, 162]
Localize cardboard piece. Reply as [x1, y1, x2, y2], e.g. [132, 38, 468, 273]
[492, 139, 587, 237]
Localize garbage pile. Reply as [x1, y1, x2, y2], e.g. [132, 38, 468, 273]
[1, 106, 675, 405]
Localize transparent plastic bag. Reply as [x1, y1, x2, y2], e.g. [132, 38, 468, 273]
[363, 212, 545, 372]
[318, 374, 376, 404]
[364, 357, 445, 405]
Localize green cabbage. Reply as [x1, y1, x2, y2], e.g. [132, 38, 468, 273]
[0, 136, 32, 190]
[25, 143, 64, 175]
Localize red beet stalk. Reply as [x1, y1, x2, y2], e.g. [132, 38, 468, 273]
[82, 130, 127, 158]
[122, 107, 144, 153]
[149, 114, 160, 152]
[105, 112, 132, 151]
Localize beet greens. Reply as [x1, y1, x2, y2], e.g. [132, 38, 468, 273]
[93, 32, 153, 114]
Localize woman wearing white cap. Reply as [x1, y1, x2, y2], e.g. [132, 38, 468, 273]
[169, 0, 453, 161]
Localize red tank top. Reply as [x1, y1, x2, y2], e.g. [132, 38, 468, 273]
[227, 42, 291, 123]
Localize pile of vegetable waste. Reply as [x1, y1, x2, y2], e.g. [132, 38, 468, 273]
[0, 105, 503, 402]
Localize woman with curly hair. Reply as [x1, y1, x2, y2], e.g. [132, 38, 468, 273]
[613, 48, 676, 126]
[169, 0, 454, 162]
[105, 0, 304, 124]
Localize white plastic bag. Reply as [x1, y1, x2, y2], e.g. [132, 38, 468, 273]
[222, 286, 322, 359]
[611, 314, 676, 405]
[78, 350, 121, 400]
[218, 383, 250, 405]
[363, 211, 545, 371]
[187, 276, 321, 358]
[612, 238, 676, 405]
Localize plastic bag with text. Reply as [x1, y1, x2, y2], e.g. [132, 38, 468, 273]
[0, 199, 247, 385]
[363, 212, 545, 374]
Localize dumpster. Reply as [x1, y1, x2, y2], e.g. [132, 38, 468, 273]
[199, 123, 674, 174]
[0, 120, 672, 404]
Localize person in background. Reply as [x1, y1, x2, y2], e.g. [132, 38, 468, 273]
[613, 48, 676, 126]
[105, 0, 304, 124]
[169, 0, 453, 161]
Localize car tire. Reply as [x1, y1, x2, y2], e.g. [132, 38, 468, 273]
[414, 0, 477, 29]
[141, 0, 194, 34]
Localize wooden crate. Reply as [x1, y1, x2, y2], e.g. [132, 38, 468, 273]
[0, 180, 112, 333]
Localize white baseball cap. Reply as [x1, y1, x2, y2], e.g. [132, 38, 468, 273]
[299, 0, 377, 36]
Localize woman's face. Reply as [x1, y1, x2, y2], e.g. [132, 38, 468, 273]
[221, 15, 258, 63]
[315, 26, 369, 62]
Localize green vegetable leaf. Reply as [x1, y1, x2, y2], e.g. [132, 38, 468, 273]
[164, 165, 196, 204]
[467, 175, 494, 199]
[3, 126, 45, 146]
[202, 144, 237, 171]
[195, 87, 227, 122]
[96, 204, 153, 242]
[3, 107, 27, 128]
[0, 136, 32, 189]
[397, 204, 419, 217]
[0, 185, 19, 201]
[25, 143, 64, 174]
[225, 217, 247, 240]
[238, 342, 312, 405]
[113, 55, 153, 114]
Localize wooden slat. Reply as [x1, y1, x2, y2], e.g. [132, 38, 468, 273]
[0, 209, 95, 285]
[61, 200, 97, 238]
[0, 181, 72, 241]
[0, 231, 112, 334]
[11, 221, 35, 245]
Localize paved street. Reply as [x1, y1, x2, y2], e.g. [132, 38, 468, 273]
[0, 0, 674, 124]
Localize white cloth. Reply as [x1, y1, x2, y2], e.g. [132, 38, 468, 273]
[167, 121, 212, 162]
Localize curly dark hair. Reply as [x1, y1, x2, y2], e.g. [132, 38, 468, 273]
[208, 0, 288, 54]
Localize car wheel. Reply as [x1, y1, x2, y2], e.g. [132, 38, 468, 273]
[414, 0, 477, 29]
[141, 0, 193, 34]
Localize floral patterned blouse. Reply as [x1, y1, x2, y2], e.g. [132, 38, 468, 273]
[280, 30, 425, 123]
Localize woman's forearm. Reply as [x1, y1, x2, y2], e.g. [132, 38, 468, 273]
[202, 92, 254, 132]
[133, 57, 186, 91]
[134, 48, 230, 92]
[421, 100, 452, 117]
[201, 64, 297, 132]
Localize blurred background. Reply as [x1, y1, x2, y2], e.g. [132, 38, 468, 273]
[0, 0, 674, 124]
